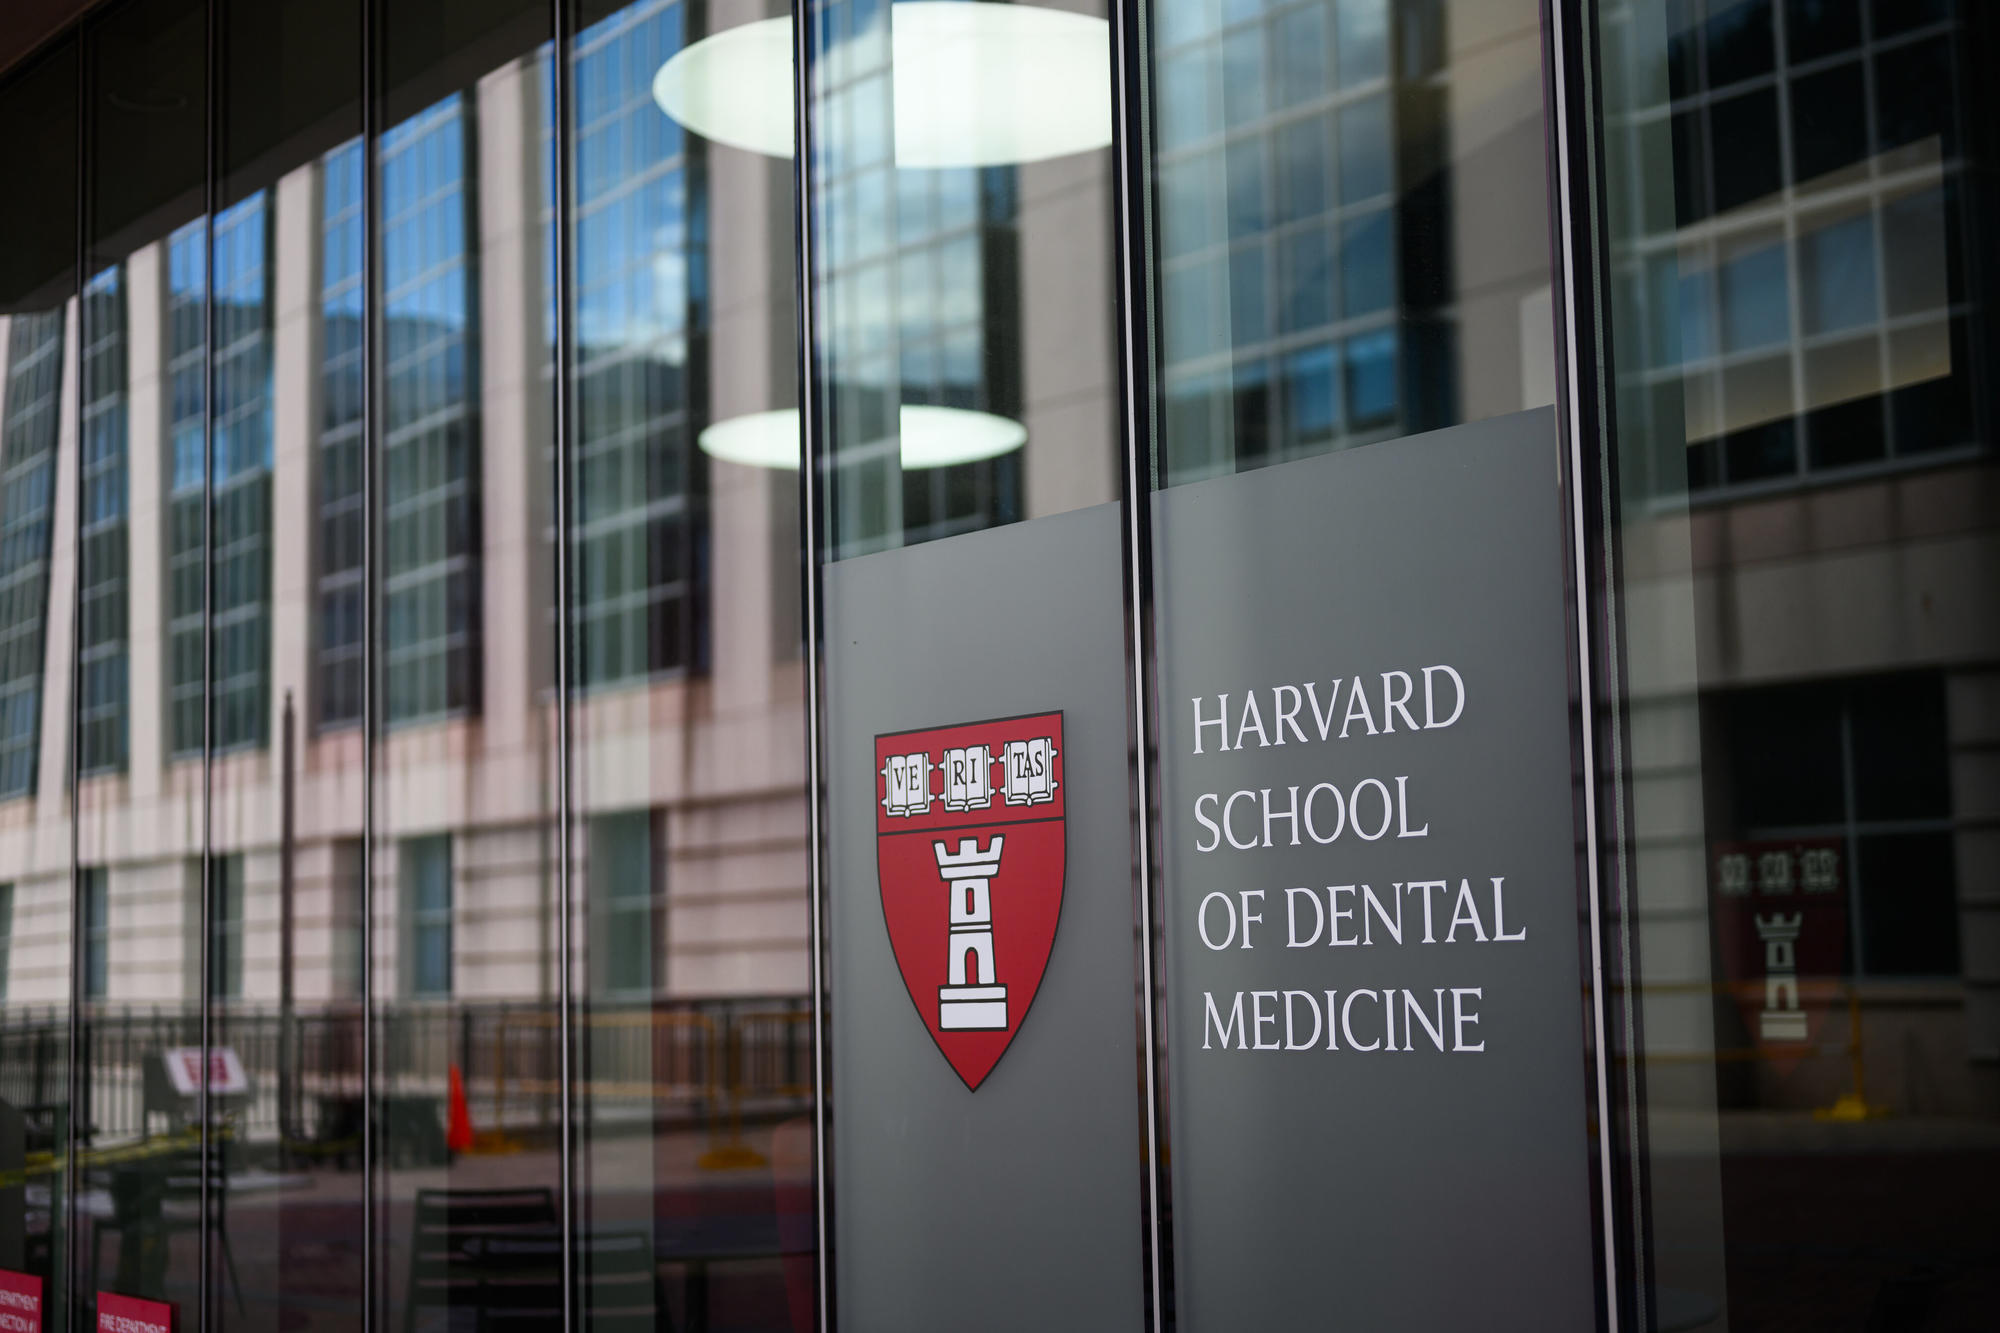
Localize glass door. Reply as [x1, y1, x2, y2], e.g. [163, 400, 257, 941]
[800, 0, 1150, 1326]
[1138, 0, 1607, 1327]
[1591, 1, 2000, 1327]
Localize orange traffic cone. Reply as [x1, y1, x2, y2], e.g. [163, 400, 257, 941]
[446, 1064, 475, 1153]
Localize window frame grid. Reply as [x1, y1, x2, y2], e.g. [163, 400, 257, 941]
[403, 835, 453, 999]
[77, 264, 130, 776]
[549, 1, 716, 691]
[1152, 0, 1409, 484]
[318, 139, 369, 731]
[0, 308, 65, 800]
[379, 94, 483, 727]
[0, 881, 13, 999]
[808, 0, 1025, 560]
[165, 194, 277, 759]
[1602, 0, 1976, 500]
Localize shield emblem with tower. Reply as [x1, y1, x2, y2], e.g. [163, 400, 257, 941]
[875, 711, 1066, 1090]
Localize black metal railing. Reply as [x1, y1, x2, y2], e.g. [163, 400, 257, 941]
[0, 995, 814, 1155]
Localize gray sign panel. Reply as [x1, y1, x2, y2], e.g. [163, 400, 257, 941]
[825, 501, 1145, 1332]
[1153, 408, 1597, 1331]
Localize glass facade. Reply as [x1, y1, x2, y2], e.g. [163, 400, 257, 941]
[0, 1, 1993, 1331]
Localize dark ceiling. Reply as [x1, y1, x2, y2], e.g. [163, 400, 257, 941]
[0, 0, 103, 79]
[0, 0, 549, 312]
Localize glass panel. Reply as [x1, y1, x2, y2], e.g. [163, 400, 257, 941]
[803, 0, 1144, 1324]
[76, 0, 210, 1323]
[372, 6, 561, 1333]
[1144, 1, 1589, 1329]
[0, 36, 76, 1333]
[1151, 0, 1482, 490]
[1598, 0, 1999, 1325]
[568, 0, 813, 1327]
[207, 4, 371, 1331]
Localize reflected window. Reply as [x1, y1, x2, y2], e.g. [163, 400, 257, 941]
[1789, 60, 1867, 182]
[1153, 0, 1430, 485]
[1704, 0, 1776, 91]
[214, 198, 275, 751]
[330, 837, 366, 999]
[0, 310, 63, 798]
[1799, 209, 1877, 334]
[1713, 673, 1958, 977]
[382, 96, 480, 725]
[82, 867, 108, 1001]
[1708, 86, 1780, 211]
[404, 835, 453, 998]
[1335, 0, 1390, 85]
[167, 220, 207, 754]
[79, 266, 130, 774]
[319, 140, 366, 728]
[208, 854, 245, 1000]
[1786, 0, 1861, 62]
[1621, 0, 1972, 495]
[571, 1, 709, 686]
[166, 196, 275, 756]
[1719, 237, 1788, 350]
[815, 2, 1025, 558]
[589, 809, 661, 997]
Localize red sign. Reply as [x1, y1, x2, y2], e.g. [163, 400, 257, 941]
[876, 712, 1066, 1090]
[96, 1293, 174, 1333]
[160, 1047, 249, 1096]
[1710, 838, 1847, 1070]
[0, 1270, 42, 1333]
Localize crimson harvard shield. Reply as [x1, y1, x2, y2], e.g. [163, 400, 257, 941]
[875, 712, 1066, 1090]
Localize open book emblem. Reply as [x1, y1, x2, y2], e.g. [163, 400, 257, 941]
[875, 712, 1065, 1090]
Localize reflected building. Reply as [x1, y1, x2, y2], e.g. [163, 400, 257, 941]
[1598, 2, 1999, 1323]
[1604, 0, 1997, 1109]
[1155, 0, 1557, 482]
[0, 9, 810, 1020]
[1, 1, 818, 1326]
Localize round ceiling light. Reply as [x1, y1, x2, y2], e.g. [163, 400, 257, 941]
[653, 3, 1113, 168]
[890, 3, 1113, 167]
[697, 405, 1027, 470]
[697, 408, 803, 470]
[651, 17, 797, 160]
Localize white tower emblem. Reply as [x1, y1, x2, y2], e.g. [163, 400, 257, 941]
[878, 734, 1059, 1034]
[934, 835, 1009, 1030]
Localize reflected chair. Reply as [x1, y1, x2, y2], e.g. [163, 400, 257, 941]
[469, 1229, 663, 1333]
[402, 1187, 558, 1333]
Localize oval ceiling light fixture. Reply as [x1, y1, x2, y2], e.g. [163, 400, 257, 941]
[890, 3, 1112, 167]
[697, 407, 804, 470]
[651, 17, 798, 159]
[653, 3, 1112, 167]
[698, 405, 1028, 470]
[898, 404, 1029, 466]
